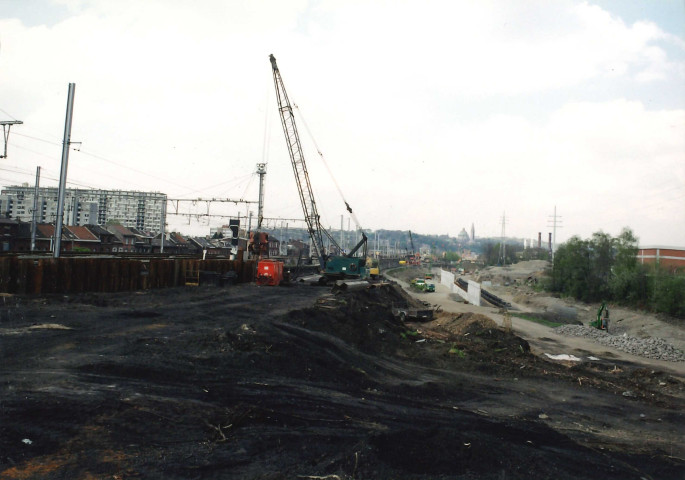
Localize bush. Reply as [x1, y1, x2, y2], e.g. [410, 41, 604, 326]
[547, 228, 684, 318]
[651, 272, 685, 317]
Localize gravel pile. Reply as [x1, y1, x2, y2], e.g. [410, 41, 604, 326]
[555, 325, 685, 362]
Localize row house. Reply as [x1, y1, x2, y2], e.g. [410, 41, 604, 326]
[0, 218, 23, 252]
[107, 224, 138, 253]
[286, 239, 310, 260]
[0, 219, 216, 256]
[150, 232, 193, 255]
[30, 224, 100, 252]
[0, 218, 255, 257]
[188, 237, 232, 257]
[268, 236, 281, 257]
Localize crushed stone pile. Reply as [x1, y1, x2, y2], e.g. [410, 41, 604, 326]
[555, 325, 685, 362]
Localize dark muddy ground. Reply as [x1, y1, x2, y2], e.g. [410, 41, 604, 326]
[0, 283, 683, 479]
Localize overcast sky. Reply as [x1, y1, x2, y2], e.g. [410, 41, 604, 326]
[1, 0, 683, 247]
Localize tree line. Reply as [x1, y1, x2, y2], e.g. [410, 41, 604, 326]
[548, 228, 684, 317]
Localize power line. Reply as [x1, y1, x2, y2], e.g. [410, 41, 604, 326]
[12, 131, 260, 200]
[498, 212, 508, 265]
[547, 206, 563, 259]
[0, 107, 18, 121]
[13, 131, 60, 146]
[0, 166, 95, 190]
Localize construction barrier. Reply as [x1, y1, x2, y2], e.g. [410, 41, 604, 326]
[440, 268, 481, 306]
[0, 256, 255, 294]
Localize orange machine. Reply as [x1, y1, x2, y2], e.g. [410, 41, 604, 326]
[248, 231, 270, 257]
[256, 259, 284, 286]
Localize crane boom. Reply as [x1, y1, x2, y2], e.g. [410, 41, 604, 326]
[270, 54, 335, 269]
[269, 54, 367, 279]
[408, 230, 420, 265]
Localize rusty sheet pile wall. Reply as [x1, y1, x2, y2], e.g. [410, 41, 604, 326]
[0, 257, 255, 294]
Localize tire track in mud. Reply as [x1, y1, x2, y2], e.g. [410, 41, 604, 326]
[1, 284, 683, 479]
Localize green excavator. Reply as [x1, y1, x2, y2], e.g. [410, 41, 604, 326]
[590, 302, 610, 332]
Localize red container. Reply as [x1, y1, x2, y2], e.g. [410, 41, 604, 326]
[256, 259, 284, 286]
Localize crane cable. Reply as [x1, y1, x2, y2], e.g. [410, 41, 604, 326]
[293, 103, 363, 232]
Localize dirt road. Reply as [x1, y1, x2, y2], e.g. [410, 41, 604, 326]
[1, 283, 683, 479]
[390, 267, 685, 379]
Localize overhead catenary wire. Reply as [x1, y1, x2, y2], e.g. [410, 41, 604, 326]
[292, 103, 363, 232]
[10, 131, 257, 200]
[13, 132, 186, 191]
[0, 107, 18, 121]
[0, 165, 101, 190]
[4, 116, 302, 230]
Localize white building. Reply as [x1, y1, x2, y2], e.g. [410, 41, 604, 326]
[0, 185, 166, 233]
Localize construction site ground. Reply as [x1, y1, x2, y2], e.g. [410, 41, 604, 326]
[0, 268, 683, 479]
[393, 261, 685, 376]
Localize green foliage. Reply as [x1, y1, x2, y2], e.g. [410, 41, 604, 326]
[609, 228, 645, 303]
[482, 241, 521, 266]
[520, 247, 549, 261]
[443, 251, 461, 262]
[400, 329, 419, 339]
[448, 345, 465, 357]
[651, 271, 685, 317]
[548, 227, 684, 317]
[551, 236, 594, 301]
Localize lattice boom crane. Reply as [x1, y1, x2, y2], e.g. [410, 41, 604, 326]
[269, 54, 367, 279]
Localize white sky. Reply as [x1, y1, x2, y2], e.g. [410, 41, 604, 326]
[1, 0, 683, 246]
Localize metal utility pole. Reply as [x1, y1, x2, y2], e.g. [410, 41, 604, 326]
[160, 201, 167, 254]
[498, 212, 507, 266]
[256, 163, 266, 229]
[30, 167, 41, 251]
[0, 120, 23, 159]
[547, 205, 563, 260]
[53, 83, 76, 258]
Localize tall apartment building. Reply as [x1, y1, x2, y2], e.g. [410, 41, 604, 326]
[0, 185, 167, 233]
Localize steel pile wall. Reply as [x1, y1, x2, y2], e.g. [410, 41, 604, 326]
[0, 257, 255, 294]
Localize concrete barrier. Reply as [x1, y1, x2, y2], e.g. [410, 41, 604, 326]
[440, 268, 481, 306]
[467, 279, 481, 306]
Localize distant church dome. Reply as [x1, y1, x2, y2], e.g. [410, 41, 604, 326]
[457, 228, 470, 243]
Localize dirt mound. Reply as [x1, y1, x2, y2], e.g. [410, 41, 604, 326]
[284, 286, 409, 356]
[433, 312, 498, 336]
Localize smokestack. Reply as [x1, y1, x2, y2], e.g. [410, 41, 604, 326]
[538, 232, 541, 249]
[548, 232, 552, 251]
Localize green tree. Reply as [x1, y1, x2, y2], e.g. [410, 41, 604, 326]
[609, 228, 646, 304]
[481, 242, 520, 266]
[587, 231, 613, 300]
[443, 251, 461, 262]
[548, 227, 684, 318]
[551, 236, 593, 300]
[651, 269, 685, 316]
[521, 247, 549, 261]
